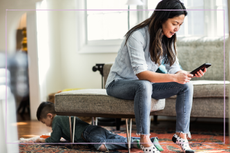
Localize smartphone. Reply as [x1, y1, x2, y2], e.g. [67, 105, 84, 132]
[190, 63, 211, 75]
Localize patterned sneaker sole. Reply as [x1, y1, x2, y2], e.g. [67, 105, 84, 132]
[141, 145, 160, 153]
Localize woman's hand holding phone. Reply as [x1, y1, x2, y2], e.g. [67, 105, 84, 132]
[190, 63, 211, 77]
[175, 70, 193, 84]
[193, 68, 207, 78]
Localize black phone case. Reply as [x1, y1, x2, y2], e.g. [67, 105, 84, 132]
[190, 63, 211, 75]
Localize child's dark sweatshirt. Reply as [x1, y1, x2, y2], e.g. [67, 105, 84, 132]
[45, 115, 90, 143]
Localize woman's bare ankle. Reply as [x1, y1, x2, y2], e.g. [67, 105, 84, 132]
[176, 132, 187, 139]
[140, 135, 152, 147]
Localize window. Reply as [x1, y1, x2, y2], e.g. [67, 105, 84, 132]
[86, 0, 140, 41]
[80, 0, 145, 53]
[216, 0, 229, 36]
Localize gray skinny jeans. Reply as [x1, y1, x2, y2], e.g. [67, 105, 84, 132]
[106, 79, 193, 135]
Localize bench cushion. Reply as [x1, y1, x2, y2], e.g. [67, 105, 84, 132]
[191, 80, 229, 98]
[169, 80, 229, 99]
[55, 89, 165, 118]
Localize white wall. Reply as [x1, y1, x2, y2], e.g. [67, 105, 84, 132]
[45, 0, 117, 91]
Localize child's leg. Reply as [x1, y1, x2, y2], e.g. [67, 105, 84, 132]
[83, 125, 128, 151]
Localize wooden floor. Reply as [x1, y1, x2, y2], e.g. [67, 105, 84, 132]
[17, 113, 51, 139]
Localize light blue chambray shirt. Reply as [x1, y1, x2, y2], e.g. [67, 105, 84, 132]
[105, 26, 181, 88]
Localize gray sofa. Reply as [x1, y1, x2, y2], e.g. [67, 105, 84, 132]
[156, 36, 229, 118]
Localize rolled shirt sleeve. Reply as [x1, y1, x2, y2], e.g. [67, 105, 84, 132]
[166, 57, 182, 74]
[126, 31, 148, 75]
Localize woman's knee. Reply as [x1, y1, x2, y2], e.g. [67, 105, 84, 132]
[184, 81, 193, 91]
[136, 80, 152, 94]
[177, 82, 193, 96]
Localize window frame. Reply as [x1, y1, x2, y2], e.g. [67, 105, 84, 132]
[78, 0, 146, 54]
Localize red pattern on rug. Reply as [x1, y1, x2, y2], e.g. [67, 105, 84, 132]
[19, 132, 229, 153]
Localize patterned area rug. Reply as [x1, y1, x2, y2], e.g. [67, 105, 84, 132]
[19, 120, 230, 153]
[19, 134, 230, 153]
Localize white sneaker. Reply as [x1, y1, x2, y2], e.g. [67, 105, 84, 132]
[172, 134, 194, 153]
[140, 144, 160, 153]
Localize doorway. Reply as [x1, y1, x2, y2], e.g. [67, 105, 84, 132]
[10, 13, 31, 121]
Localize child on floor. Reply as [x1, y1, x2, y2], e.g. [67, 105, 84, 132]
[35, 102, 163, 152]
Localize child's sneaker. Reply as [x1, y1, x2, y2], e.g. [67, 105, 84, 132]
[151, 137, 163, 151]
[172, 134, 194, 153]
[132, 139, 141, 149]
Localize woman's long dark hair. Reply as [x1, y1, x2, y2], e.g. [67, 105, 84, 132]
[125, 0, 187, 66]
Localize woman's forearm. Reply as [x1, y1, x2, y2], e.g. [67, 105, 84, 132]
[136, 70, 177, 83]
[137, 70, 193, 84]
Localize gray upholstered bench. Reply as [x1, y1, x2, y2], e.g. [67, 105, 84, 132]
[54, 89, 165, 152]
[55, 89, 165, 118]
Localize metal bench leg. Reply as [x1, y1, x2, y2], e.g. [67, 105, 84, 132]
[95, 117, 98, 125]
[126, 118, 132, 153]
[129, 119, 132, 152]
[72, 116, 76, 143]
[92, 117, 98, 125]
[92, 117, 94, 125]
[69, 116, 73, 142]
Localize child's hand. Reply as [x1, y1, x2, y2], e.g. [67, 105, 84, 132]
[35, 138, 45, 143]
